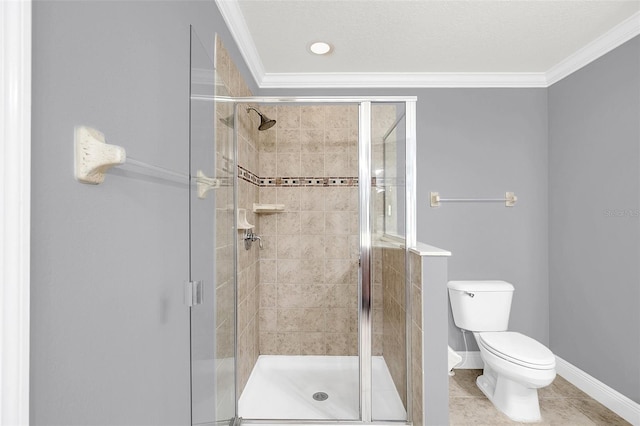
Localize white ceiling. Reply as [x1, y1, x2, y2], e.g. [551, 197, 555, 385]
[217, 0, 640, 88]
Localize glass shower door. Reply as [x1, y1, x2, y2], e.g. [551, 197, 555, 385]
[189, 29, 237, 426]
[370, 102, 412, 423]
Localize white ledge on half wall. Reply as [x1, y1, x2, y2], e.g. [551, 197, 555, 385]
[409, 242, 452, 257]
[216, 0, 640, 89]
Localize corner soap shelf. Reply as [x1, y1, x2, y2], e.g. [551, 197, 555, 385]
[237, 208, 254, 230]
[253, 203, 285, 214]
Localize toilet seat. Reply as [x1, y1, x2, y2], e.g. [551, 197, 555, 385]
[478, 332, 555, 370]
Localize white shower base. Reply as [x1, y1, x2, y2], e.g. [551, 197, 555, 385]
[239, 355, 406, 421]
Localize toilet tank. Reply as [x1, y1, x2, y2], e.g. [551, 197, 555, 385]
[447, 280, 515, 332]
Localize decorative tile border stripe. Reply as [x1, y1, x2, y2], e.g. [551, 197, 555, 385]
[237, 165, 359, 187]
[261, 177, 359, 187]
[238, 165, 260, 186]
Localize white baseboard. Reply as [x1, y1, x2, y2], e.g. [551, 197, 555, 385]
[555, 356, 640, 426]
[453, 351, 484, 369]
[450, 353, 640, 424]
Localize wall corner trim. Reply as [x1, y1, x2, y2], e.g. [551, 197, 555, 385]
[0, 0, 31, 425]
[546, 11, 640, 86]
[555, 356, 640, 425]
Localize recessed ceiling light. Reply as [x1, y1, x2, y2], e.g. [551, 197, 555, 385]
[309, 41, 332, 55]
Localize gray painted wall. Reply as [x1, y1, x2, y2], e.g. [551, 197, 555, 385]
[30, 1, 253, 424]
[262, 87, 550, 352]
[421, 89, 549, 352]
[549, 36, 640, 403]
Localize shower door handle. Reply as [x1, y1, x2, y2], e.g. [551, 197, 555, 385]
[185, 280, 204, 307]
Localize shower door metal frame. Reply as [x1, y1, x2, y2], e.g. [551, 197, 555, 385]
[221, 96, 417, 426]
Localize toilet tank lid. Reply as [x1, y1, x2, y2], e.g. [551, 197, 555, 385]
[447, 280, 514, 292]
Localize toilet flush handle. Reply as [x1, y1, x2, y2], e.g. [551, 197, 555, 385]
[464, 292, 475, 298]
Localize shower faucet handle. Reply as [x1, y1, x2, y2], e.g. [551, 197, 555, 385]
[243, 230, 263, 250]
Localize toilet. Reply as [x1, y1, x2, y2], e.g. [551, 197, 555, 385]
[447, 280, 556, 422]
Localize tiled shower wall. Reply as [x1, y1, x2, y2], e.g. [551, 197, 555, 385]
[381, 246, 408, 405]
[409, 251, 424, 425]
[215, 39, 260, 395]
[257, 105, 366, 356]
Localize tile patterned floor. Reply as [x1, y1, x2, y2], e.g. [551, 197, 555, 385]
[449, 369, 631, 425]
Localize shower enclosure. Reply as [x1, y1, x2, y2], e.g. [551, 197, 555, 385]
[188, 29, 417, 425]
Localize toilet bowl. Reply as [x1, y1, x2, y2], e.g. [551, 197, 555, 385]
[447, 280, 556, 423]
[474, 331, 555, 422]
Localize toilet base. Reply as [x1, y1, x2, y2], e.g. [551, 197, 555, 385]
[476, 366, 542, 423]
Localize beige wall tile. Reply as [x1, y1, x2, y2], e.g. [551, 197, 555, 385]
[325, 187, 352, 211]
[324, 235, 349, 258]
[300, 234, 325, 259]
[300, 187, 325, 211]
[325, 308, 357, 333]
[258, 127, 276, 153]
[277, 234, 301, 259]
[277, 129, 301, 153]
[277, 333, 300, 355]
[325, 259, 355, 284]
[324, 153, 349, 177]
[259, 332, 277, 354]
[300, 332, 325, 355]
[301, 129, 325, 153]
[277, 283, 306, 308]
[301, 106, 324, 129]
[301, 211, 325, 234]
[259, 260, 276, 283]
[257, 105, 363, 357]
[259, 152, 277, 177]
[259, 187, 277, 204]
[325, 333, 358, 355]
[277, 152, 300, 177]
[298, 259, 325, 283]
[276, 259, 302, 283]
[258, 235, 277, 260]
[277, 105, 300, 129]
[260, 283, 276, 308]
[276, 187, 300, 211]
[325, 105, 351, 128]
[300, 153, 324, 176]
[277, 308, 325, 332]
[259, 213, 277, 235]
[277, 212, 301, 234]
[325, 211, 351, 235]
[325, 128, 351, 153]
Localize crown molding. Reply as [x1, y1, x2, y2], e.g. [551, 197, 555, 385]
[259, 72, 549, 88]
[546, 11, 640, 86]
[216, 0, 640, 89]
[215, 0, 266, 86]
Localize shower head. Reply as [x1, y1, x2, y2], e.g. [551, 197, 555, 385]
[247, 107, 276, 131]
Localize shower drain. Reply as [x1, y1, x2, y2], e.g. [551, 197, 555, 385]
[312, 392, 329, 401]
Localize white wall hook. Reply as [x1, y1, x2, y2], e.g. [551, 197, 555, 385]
[74, 126, 126, 184]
